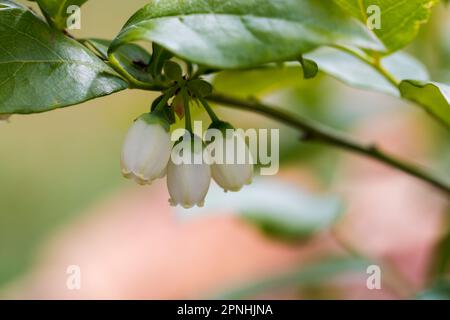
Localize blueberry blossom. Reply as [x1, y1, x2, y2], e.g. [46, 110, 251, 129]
[167, 133, 211, 208]
[206, 121, 254, 192]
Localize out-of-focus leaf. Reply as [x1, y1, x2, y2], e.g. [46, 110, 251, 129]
[0, 2, 127, 115]
[214, 257, 369, 299]
[212, 66, 305, 98]
[241, 186, 343, 241]
[399, 80, 450, 129]
[417, 279, 450, 300]
[110, 0, 382, 69]
[306, 47, 429, 96]
[333, 0, 438, 53]
[83, 38, 152, 83]
[180, 179, 344, 242]
[306, 47, 450, 129]
[30, 0, 88, 30]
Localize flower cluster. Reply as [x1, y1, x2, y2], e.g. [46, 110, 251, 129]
[121, 112, 254, 209]
[121, 60, 254, 208]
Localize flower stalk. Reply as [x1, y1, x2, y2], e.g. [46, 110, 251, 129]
[198, 95, 220, 123]
[182, 87, 193, 133]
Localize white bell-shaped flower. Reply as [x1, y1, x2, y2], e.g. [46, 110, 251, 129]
[167, 134, 211, 208]
[0, 114, 11, 123]
[206, 122, 254, 192]
[121, 113, 172, 185]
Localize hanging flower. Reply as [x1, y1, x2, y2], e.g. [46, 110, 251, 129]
[167, 134, 211, 208]
[206, 121, 253, 192]
[121, 113, 172, 185]
[0, 114, 11, 123]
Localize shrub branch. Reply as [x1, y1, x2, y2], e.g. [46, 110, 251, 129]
[207, 93, 450, 196]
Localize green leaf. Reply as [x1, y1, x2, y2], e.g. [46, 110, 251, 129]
[181, 179, 344, 241]
[306, 47, 429, 96]
[213, 257, 369, 299]
[110, 0, 383, 69]
[31, 0, 88, 30]
[299, 56, 319, 79]
[241, 190, 343, 242]
[333, 0, 438, 53]
[83, 38, 152, 83]
[399, 80, 450, 129]
[213, 66, 305, 98]
[0, 2, 127, 115]
[304, 47, 450, 130]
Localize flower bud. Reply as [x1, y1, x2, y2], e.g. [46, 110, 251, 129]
[167, 134, 211, 208]
[121, 113, 171, 185]
[207, 122, 253, 192]
[171, 93, 185, 119]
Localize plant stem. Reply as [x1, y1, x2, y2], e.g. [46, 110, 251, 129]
[154, 86, 178, 112]
[207, 93, 450, 196]
[108, 54, 166, 91]
[372, 52, 401, 87]
[197, 96, 220, 122]
[357, 0, 369, 22]
[182, 87, 193, 133]
[333, 45, 400, 87]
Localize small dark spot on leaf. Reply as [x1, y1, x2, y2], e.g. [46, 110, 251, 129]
[133, 59, 148, 69]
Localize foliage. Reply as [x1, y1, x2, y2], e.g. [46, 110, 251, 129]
[0, 0, 446, 124]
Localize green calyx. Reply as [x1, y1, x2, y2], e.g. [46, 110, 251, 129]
[144, 68, 216, 135]
[138, 112, 171, 132]
[163, 61, 183, 82]
[149, 85, 180, 126]
[187, 79, 213, 98]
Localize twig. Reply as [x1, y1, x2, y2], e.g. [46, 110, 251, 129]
[207, 93, 450, 196]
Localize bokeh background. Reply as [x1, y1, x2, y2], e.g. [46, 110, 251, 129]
[0, 0, 449, 299]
